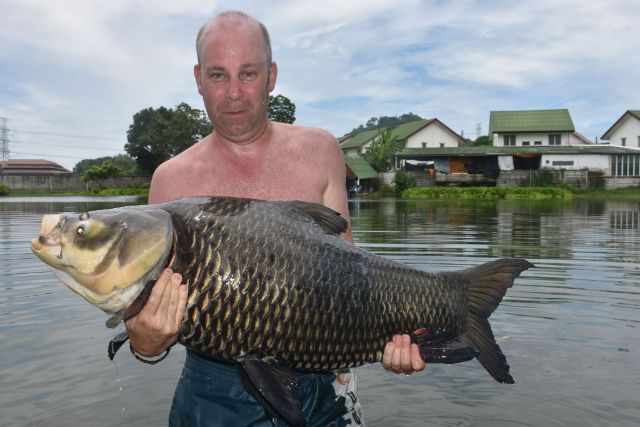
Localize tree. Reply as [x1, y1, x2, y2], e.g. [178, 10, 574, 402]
[362, 128, 403, 172]
[125, 102, 213, 175]
[81, 161, 122, 186]
[74, 154, 139, 176]
[349, 113, 424, 135]
[268, 94, 296, 124]
[472, 135, 492, 147]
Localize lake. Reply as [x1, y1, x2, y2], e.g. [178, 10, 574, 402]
[1, 196, 639, 426]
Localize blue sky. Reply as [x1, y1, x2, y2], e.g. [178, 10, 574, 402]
[1, 0, 638, 170]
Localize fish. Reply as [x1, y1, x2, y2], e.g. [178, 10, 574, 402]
[31, 196, 532, 426]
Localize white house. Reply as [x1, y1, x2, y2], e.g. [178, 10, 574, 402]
[601, 110, 640, 148]
[489, 109, 592, 148]
[393, 119, 464, 149]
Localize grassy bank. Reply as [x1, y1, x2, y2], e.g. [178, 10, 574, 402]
[3, 188, 149, 197]
[401, 186, 574, 200]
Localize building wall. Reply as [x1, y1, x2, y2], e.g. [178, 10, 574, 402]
[1, 174, 150, 191]
[540, 154, 610, 173]
[406, 123, 460, 148]
[492, 132, 570, 147]
[343, 148, 361, 157]
[606, 117, 640, 148]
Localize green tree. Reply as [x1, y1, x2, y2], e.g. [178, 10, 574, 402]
[125, 102, 213, 175]
[74, 154, 139, 176]
[349, 113, 423, 135]
[81, 161, 122, 186]
[268, 94, 296, 124]
[472, 135, 492, 146]
[362, 128, 403, 172]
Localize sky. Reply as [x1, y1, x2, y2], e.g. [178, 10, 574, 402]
[1, 0, 639, 170]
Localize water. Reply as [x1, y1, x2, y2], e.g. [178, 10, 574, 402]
[1, 196, 639, 426]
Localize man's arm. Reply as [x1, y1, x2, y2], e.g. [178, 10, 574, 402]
[322, 134, 425, 375]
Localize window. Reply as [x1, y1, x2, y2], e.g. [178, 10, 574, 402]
[638, 136, 640, 147]
[552, 160, 574, 166]
[522, 141, 530, 146]
[422, 143, 427, 148]
[612, 154, 640, 176]
[503, 135, 516, 146]
[534, 140, 542, 145]
[549, 134, 561, 145]
[439, 143, 445, 148]
[622, 137, 626, 147]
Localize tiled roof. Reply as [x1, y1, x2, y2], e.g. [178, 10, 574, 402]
[0, 159, 71, 175]
[344, 156, 378, 179]
[489, 109, 575, 134]
[340, 129, 380, 150]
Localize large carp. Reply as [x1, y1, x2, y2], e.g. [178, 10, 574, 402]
[31, 197, 532, 426]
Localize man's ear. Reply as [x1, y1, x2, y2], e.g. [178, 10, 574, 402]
[194, 64, 204, 96]
[267, 62, 277, 93]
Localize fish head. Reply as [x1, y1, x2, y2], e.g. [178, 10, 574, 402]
[31, 206, 173, 318]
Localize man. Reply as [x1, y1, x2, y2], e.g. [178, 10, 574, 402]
[125, 11, 424, 426]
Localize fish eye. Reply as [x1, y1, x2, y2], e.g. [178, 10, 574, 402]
[76, 225, 86, 236]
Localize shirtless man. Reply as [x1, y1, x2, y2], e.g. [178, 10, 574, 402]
[125, 11, 424, 426]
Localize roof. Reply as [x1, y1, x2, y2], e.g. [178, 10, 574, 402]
[391, 119, 433, 140]
[0, 159, 72, 175]
[340, 129, 380, 150]
[601, 110, 640, 140]
[344, 156, 378, 179]
[397, 144, 639, 158]
[489, 109, 575, 135]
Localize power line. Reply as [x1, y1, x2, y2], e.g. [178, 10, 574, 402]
[10, 128, 123, 141]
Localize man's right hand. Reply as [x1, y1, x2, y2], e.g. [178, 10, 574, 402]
[125, 268, 188, 357]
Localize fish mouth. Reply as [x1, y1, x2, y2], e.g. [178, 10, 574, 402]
[31, 214, 62, 258]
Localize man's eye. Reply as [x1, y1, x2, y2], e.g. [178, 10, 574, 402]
[241, 72, 257, 80]
[210, 73, 225, 80]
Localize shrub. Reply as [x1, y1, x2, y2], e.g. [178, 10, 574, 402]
[0, 183, 9, 196]
[392, 171, 416, 195]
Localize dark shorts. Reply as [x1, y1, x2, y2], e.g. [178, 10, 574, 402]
[169, 350, 358, 427]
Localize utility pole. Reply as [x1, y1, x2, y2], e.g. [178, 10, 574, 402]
[476, 122, 482, 139]
[0, 117, 9, 161]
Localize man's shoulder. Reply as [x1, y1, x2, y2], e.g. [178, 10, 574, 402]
[273, 122, 338, 148]
[155, 140, 206, 176]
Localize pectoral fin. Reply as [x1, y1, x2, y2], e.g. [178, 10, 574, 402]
[237, 357, 306, 427]
[107, 330, 130, 360]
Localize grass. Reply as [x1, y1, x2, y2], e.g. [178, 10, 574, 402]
[400, 186, 575, 200]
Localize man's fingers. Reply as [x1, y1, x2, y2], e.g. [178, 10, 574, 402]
[399, 334, 412, 373]
[173, 284, 188, 330]
[382, 341, 395, 371]
[144, 269, 172, 314]
[410, 343, 425, 372]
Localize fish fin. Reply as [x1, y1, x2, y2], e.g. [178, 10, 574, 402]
[285, 201, 348, 235]
[107, 330, 129, 360]
[105, 310, 125, 328]
[411, 329, 478, 364]
[237, 357, 307, 427]
[461, 258, 533, 383]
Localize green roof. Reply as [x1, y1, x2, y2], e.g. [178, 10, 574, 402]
[391, 119, 433, 140]
[489, 109, 575, 135]
[340, 129, 380, 150]
[344, 156, 378, 179]
[602, 110, 640, 139]
[398, 145, 636, 158]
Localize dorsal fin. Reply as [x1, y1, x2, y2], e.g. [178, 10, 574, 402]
[284, 201, 349, 235]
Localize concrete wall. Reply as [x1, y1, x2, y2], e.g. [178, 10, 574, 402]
[0, 174, 151, 191]
[540, 154, 610, 172]
[497, 169, 601, 188]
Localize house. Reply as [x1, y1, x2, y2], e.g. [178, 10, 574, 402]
[392, 119, 464, 149]
[601, 110, 640, 148]
[340, 118, 463, 157]
[489, 109, 592, 148]
[344, 155, 378, 195]
[0, 159, 71, 175]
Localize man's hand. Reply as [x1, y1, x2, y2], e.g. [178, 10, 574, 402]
[382, 334, 425, 375]
[125, 268, 188, 357]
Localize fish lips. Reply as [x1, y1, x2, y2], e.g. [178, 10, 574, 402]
[31, 214, 63, 259]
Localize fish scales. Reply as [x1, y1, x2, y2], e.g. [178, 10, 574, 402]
[164, 199, 458, 370]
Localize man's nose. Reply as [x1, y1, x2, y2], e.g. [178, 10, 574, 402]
[226, 77, 242, 100]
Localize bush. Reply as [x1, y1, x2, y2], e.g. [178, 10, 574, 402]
[0, 183, 9, 196]
[401, 186, 573, 200]
[393, 171, 416, 195]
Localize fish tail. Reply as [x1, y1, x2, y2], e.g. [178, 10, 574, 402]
[461, 258, 533, 383]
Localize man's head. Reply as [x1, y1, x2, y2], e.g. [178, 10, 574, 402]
[194, 11, 277, 143]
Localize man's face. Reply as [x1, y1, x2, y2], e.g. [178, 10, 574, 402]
[195, 21, 277, 143]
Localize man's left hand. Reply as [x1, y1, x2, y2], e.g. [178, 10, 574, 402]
[382, 334, 425, 374]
